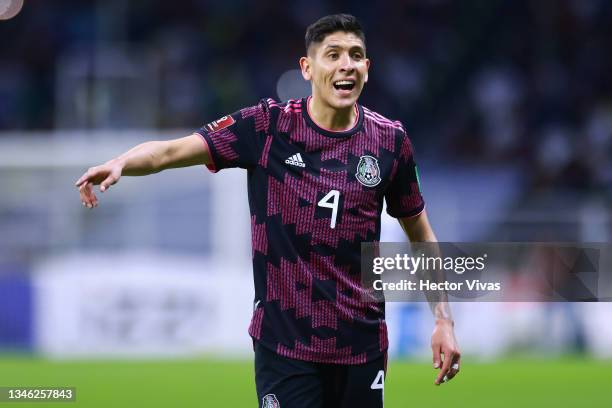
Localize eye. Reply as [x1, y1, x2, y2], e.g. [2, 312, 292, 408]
[328, 52, 339, 60]
[352, 52, 363, 60]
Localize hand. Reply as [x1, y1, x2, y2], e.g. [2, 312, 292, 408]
[75, 160, 123, 208]
[431, 318, 461, 385]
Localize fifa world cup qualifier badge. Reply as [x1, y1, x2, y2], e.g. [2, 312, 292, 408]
[262, 394, 280, 408]
[356, 155, 381, 187]
[204, 115, 235, 133]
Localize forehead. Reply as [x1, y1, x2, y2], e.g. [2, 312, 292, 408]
[313, 31, 365, 53]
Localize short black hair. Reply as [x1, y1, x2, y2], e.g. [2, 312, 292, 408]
[305, 14, 366, 54]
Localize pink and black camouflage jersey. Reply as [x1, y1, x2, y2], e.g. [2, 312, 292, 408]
[196, 97, 424, 364]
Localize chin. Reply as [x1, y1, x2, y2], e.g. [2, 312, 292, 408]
[330, 95, 359, 109]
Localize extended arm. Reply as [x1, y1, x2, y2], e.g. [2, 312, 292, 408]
[398, 210, 461, 385]
[75, 133, 211, 208]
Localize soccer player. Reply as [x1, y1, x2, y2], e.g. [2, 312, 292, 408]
[76, 14, 460, 407]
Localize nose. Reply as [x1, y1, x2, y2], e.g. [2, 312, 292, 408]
[339, 53, 355, 72]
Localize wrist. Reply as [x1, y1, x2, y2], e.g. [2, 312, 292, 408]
[435, 318, 454, 327]
[108, 157, 126, 170]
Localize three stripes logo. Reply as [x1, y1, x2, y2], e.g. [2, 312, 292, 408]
[285, 153, 306, 168]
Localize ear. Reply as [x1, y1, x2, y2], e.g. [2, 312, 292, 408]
[364, 58, 370, 83]
[299, 56, 312, 81]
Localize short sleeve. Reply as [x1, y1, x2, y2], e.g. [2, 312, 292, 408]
[196, 99, 271, 172]
[385, 131, 425, 218]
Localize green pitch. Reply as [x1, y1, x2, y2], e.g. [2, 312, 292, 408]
[0, 355, 610, 407]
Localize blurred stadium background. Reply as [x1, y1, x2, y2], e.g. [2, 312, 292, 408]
[1, 0, 611, 406]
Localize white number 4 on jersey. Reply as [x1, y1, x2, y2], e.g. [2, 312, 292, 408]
[317, 189, 340, 229]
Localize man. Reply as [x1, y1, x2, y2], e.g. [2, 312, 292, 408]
[76, 14, 460, 408]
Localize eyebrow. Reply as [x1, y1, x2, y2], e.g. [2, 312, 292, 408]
[323, 44, 365, 52]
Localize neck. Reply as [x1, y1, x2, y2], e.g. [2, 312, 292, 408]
[308, 95, 357, 131]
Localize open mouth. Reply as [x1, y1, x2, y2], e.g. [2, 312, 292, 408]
[333, 80, 356, 92]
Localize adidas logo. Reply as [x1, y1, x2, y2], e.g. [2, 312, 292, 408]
[285, 153, 306, 168]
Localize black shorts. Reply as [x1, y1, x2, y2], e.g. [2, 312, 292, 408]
[254, 342, 386, 408]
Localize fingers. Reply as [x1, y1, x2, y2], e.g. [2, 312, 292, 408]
[433, 348, 460, 385]
[76, 165, 119, 207]
[432, 346, 441, 371]
[79, 182, 98, 208]
[434, 349, 452, 385]
[446, 353, 461, 381]
[432, 345, 446, 385]
[75, 173, 86, 187]
[99, 175, 116, 192]
[75, 167, 94, 187]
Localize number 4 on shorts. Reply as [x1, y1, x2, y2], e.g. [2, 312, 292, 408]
[370, 370, 384, 390]
[371, 370, 385, 404]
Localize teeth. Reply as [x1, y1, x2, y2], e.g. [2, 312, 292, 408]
[334, 80, 354, 86]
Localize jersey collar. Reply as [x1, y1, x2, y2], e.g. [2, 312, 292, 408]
[301, 96, 364, 138]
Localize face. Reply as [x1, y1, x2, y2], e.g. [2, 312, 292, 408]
[300, 31, 370, 110]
